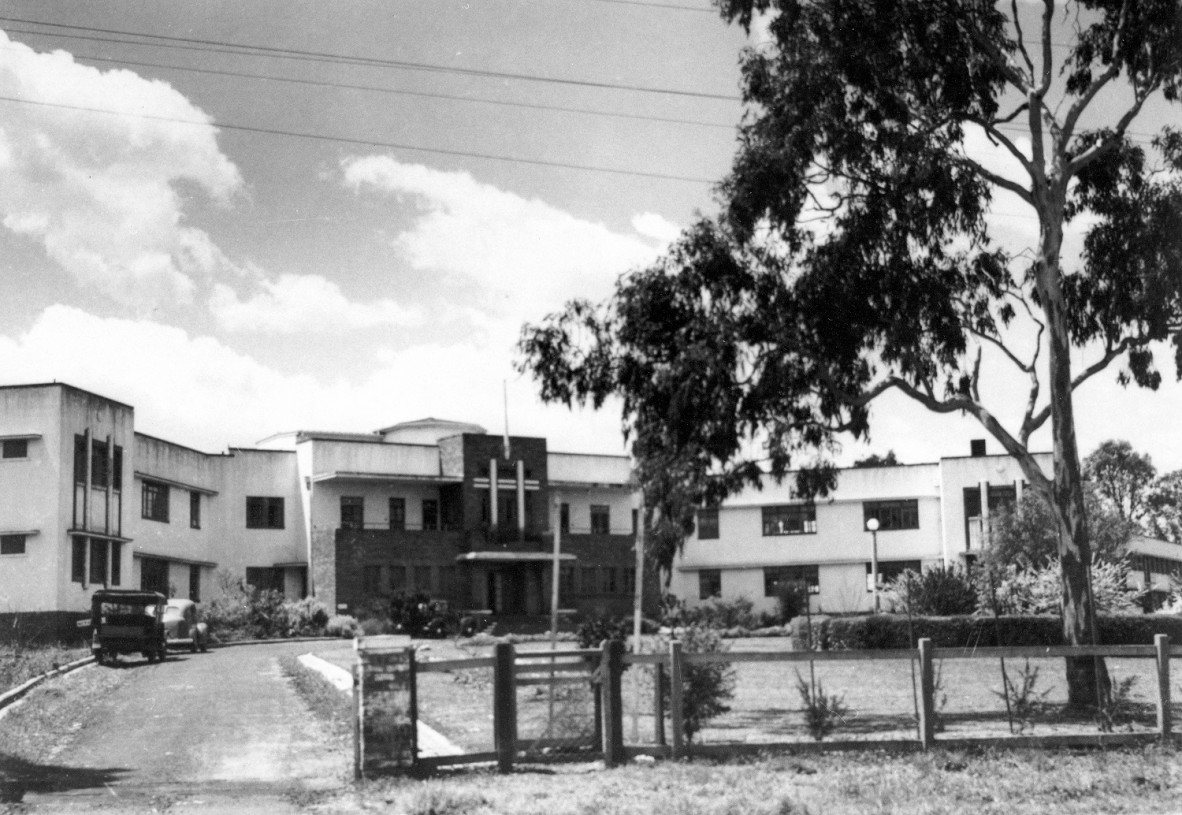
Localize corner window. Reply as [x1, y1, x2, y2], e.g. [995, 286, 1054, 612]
[341, 496, 364, 530]
[764, 565, 819, 596]
[142, 480, 170, 523]
[698, 569, 721, 600]
[761, 504, 816, 536]
[590, 505, 610, 535]
[863, 499, 919, 531]
[71, 537, 86, 583]
[246, 497, 285, 529]
[0, 534, 26, 555]
[697, 507, 719, 539]
[1, 439, 27, 459]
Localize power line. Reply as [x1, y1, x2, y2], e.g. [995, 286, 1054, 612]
[0, 16, 741, 102]
[1, 44, 733, 132]
[0, 93, 719, 185]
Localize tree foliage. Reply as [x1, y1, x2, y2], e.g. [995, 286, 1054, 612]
[985, 490, 1134, 568]
[1144, 469, 1182, 543]
[1083, 440, 1156, 524]
[853, 450, 900, 468]
[519, 1, 1182, 705]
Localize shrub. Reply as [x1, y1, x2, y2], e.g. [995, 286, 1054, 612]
[325, 615, 359, 638]
[204, 571, 290, 640]
[885, 566, 976, 616]
[662, 595, 760, 631]
[576, 614, 630, 650]
[661, 624, 736, 743]
[795, 669, 848, 741]
[776, 582, 811, 624]
[281, 596, 330, 636]
[977, 557, 1142, 615]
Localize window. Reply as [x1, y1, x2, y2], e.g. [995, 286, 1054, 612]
[246, 567, 283, 592]
[389, 565, 407, 593]
[414, 565, 433, 594]
[698, 569, 721, 600]
[623, 567, 636, 596]
[1131, 554, 1182, 578]
[559, 565, 576, 597]
[761, 504, 817, 536]
[189, 565, 199, 601]
[600, 567, 618, 594]
[1, 439, 27, 459]
[341, 496, 364, 530]
[190, 491, 201, 529]
[89, 539, 108, 585]
[246, 496, 285, 529]
[581, 567, 598, 595]
[422, 499, 439, 531]
[591, 505, 610, 535]
[863, 499, 919, 531]
[866, 560, 922, 591]
[74, 435, 87, 483]
[142, 480, 170, 523]
[697, 507, 719, 540]
[560, 503, 570, 534]
[764, 565, 819, 596]
[88, 440, 122, 489]
[632, 509, 638, 534]
[362, 565, 383, 595]
[110, 544, 121, 586]
[71, 537, 86, 583]
[0, 534, 26, 555]
[389, 497, 406, 530]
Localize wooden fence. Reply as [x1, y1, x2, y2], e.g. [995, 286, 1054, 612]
[388, 635, 1180, 774]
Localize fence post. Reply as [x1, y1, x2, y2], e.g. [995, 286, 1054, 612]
[918, 637, 935, 750]
[1155, 634, 1171, 739]
[601, 640, 625, 766]
[493, 642, 517, 773]
[653, 660, 666, 747]
[669, 640, 684, 759]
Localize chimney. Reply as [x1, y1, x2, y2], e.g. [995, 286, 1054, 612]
[970, 439, 986, 457]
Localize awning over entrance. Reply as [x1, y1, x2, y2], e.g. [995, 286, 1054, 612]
[454, 552, 576, 563]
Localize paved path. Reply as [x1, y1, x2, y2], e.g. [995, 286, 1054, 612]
[16, 642, 352, 813]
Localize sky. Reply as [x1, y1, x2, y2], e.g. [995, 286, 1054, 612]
[1, 2, 1182, 474]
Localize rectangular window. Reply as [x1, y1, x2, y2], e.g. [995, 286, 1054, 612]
[698, 569, 722, 600]
[422, 499, 439, 531]
[581, 567, 598, 595]
[761, 504, 817, 536]
[112, 446, 123, 491]
[389, 497, 406, 530]
[246, 567, 282, 593]
[863, 499, 920, 531]
[246, 496, 285, 529]
[600, 567, 618, 594]
[189, 564, 200, 601]
[91, 439, 109, 488]
[341, 496, 364, 530]
[622, 567, 636, 596]
[0, 534, 26, 555]
[71, 537, 86, 583]
[190, 491, 201, 529]
[590, 505, 610, 535]
[74, 435, 87, 483]
[414, 565, 433, 594]
[764, 565, 820, 596]
[1, 439, 27, 459]
[866, 560, 923, 591]
[560, 503, 570, 534]
[362, 565, 383, 595]
[89, 539, 108, 585]
[697, 507, 719, 540]
[142, 480, 170, 523]
[110, 543, 121, 586]
[559, 565, 576, 598]
[632, 509, 638, 534]
[390, 565, 407, 593]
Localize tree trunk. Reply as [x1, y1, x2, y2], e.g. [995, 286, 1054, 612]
[1038, 187, 1109, 709]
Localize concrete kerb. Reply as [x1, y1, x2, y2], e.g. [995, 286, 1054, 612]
[209, 635, 343, 649]
[0, 654, 95, 713]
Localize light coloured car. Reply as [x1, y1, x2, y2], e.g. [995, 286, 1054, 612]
[163, 599, 210, 653]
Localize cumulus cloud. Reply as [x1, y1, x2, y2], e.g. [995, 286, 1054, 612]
[341, 156, 674, 316]
[209, 274, 425, 333]
[0, 30, 242, 305]
[0, 306, 627, 454]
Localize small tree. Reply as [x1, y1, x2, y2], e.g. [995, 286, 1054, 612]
[661, 624, 736, 744]
[1083, 440, 1156, 525]
[885, 566, 977, 617]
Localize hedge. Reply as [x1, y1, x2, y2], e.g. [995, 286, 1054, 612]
[791, 614, 1182, 651]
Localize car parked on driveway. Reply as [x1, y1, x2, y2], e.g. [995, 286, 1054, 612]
[90, 590, 168, 665]
[163, 598, 210, 653]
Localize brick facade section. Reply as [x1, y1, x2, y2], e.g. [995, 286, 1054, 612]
[311, 526, 338, 610]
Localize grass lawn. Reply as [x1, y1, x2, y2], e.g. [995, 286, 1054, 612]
[0, 645, 89, 695]
[355, 744, 1182, 814]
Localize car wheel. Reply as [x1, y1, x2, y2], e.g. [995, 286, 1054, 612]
[144, 650, 156, 663]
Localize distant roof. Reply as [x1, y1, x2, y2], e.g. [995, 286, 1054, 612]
[377, 417, 487, 435]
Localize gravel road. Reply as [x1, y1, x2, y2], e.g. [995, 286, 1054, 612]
[1, 641, 354, 813]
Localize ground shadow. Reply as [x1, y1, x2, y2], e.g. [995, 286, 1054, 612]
[0, 753, 129, 802]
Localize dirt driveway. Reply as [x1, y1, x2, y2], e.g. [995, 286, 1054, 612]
[1, 641, 354, 813]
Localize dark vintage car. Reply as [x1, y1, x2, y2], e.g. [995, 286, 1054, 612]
[163, 598, 209, 652]
[89, 590, 168, 665]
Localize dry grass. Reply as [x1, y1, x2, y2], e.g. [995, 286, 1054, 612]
[353, 744, 1182, 814]
[0, 645, 89, 695]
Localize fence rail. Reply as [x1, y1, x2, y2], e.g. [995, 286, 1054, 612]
[355, 635, 1180, 776]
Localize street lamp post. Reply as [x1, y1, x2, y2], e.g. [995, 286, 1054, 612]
[866, 517, 880, 613]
